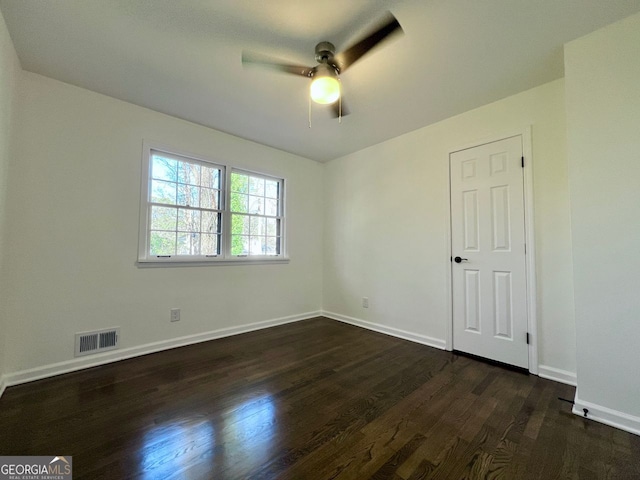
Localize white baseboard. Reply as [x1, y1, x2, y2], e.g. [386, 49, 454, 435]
[573, 393, 640, 436]
[538, 365, 577, 386]
[323, 311, 447, 350]
[2, 311, 322, 391]
[0, 375, 6, 399]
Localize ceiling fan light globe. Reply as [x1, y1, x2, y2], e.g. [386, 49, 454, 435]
[310, 77, 340, 104]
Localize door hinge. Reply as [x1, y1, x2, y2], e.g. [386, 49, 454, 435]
[524, 243, 527, 254]
[526, 332, 530, 345]
[521, 156, 525, 168]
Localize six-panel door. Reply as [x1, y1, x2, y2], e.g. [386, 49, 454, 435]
[450, 135, 529, 369]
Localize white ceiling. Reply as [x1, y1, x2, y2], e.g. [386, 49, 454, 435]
[2, 0, 640, 162]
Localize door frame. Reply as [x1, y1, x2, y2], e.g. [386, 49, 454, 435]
[444, 127, 538, 374]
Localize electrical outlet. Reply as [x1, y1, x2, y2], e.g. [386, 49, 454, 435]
[362, 297, 369, 308]
[170, 308, 181, 322]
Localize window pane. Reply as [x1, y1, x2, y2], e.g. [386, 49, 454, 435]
[231, 192, 248, 213]
[201, 167, 220, 189]
[231, 214, 249, 235]
[177, 209, 201, 232]
[266, 218, 278, 236]
[178, 162, 201, 185]
[201, 234, 219, 255]
[177, 233, 200, 255]
[249, 176, 265, 196]
[201, 211, 220, 234]
[151, 179, 176, 205]
[150, 231, 176, 256]
[249, 216, 265, 236]
[231, 172, 248, 193]
[266, 236, 278, 255]
[200, 188, 219, 210]
[248, 195, 264, 215]
[265, 180, 279, 199]
[152, 155, 178, 182]
[250, 236, 266, 255]
[231, 235, 248, 255]
[265, 198, 278, 217]
[151, 206, 177, 231]
[177, 184, 199, 207]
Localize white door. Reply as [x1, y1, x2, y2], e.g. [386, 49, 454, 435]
[450, 135, 529, 369]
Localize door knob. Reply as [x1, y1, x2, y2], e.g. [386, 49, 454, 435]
[454, 256, 468, 263]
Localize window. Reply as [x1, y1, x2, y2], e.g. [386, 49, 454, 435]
[229, 171, 283, 256]
[138, 144, 286, 265]
[146, 151, 223, 258]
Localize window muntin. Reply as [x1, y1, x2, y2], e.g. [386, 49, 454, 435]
[229, 171, 283, 256]
[139, 145, 285, 264]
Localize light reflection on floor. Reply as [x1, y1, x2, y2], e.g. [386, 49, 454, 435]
[139, 420, 215, 479]
[224, 394, 277, 470]
[138, 394, 277, 478]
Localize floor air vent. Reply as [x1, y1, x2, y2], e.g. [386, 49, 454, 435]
[75, 328, 120, 357]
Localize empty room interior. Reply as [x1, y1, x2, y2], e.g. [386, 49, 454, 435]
[0, 1, 639, 478]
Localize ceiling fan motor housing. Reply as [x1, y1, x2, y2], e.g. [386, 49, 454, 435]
[312, 62, 340, 80]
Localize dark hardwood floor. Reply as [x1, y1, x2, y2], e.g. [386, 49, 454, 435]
[1, 317, 638, 479]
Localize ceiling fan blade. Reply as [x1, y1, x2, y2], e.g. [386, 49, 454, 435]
[334, 12, 403, 72]
[242, 51, 314, 77]
[330, 98, 350, 118]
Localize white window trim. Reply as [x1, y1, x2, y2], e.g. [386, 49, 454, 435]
[137, 141, 289, 267]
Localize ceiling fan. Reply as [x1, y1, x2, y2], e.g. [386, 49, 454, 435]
[242, 11, 403, 118]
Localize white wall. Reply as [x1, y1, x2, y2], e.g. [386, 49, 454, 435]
[565, 12, 640, 432]
[324, 79, 576, 379]
[1, 72, 323, 376]
[0, 8, 20, 387]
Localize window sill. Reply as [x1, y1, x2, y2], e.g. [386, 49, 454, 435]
[136, 257, 290, 268]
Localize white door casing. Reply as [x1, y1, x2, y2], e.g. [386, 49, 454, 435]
[450, 135, 529, 369]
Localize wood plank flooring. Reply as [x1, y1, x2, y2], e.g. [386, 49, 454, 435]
[1, 317, 638, 479]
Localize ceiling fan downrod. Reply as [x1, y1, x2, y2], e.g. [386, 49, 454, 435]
[315, 41, 337, 66]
